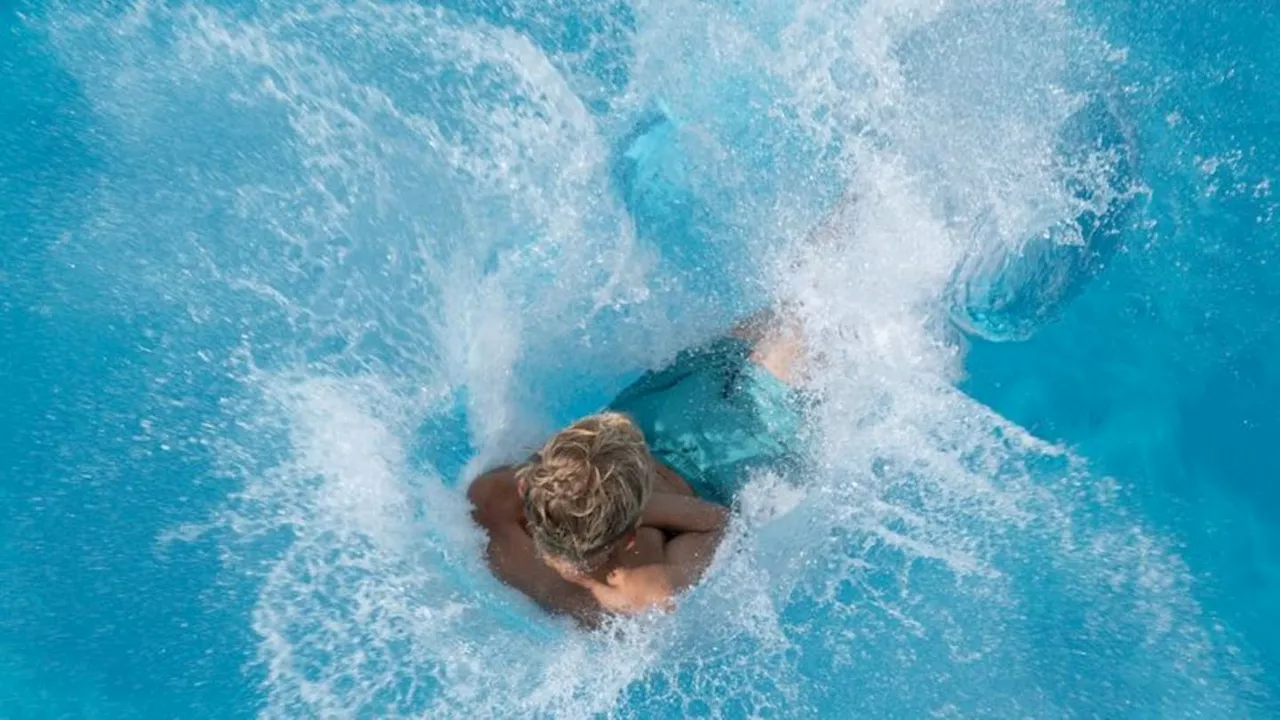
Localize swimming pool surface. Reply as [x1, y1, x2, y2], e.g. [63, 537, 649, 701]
[3, 0, 1279, 717]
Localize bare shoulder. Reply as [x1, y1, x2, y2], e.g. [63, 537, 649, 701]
[467, 464, 601, 623]
[467, 466, 520, 529]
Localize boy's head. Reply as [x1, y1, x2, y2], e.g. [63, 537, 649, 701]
[517, 412, 654, 574]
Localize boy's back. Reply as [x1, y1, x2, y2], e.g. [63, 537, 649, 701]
[468, 449, 726, 625]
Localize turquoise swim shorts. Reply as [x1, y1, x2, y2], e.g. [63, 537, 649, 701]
[608, 337, 809, 504]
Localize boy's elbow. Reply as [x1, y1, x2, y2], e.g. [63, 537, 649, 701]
[709, 505, 730, 533]
[649, 575, 681, 613]
[466, 472, 506, 529]
[465, 476, 488, 507]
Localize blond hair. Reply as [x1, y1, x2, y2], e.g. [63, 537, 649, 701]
[518, 412, 654, 566]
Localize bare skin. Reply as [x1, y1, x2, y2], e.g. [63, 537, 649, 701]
[467, 461, 728, 625]
[468, 313, 807, 625]
[734, 309, 808, 385]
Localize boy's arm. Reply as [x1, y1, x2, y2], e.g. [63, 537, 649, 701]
[640, 490, 729, 534]
[636, 475, 729, 595]
[484, 524, 602, 625]
[468, 470, 601, 625]
[602, 497, 727, 609]
[594, 526, 724, 613]
[660, 524, 724, 590]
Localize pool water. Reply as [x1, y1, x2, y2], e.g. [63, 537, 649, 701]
[2, 0, 1278, 717]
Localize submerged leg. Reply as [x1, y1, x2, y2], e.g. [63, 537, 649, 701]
[732, 308, 807, 386]
[730, 189, 861, 385]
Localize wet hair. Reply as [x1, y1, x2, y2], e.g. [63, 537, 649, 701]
[518, 412, 654, 567]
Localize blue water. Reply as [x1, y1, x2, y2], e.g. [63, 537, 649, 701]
[2, 0, 1278, 717]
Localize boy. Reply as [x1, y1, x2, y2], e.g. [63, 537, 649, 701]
[468, 312, 807, 624]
